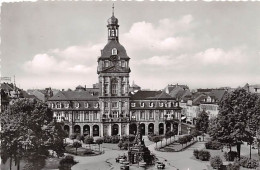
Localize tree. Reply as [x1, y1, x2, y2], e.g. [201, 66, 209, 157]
[165, 131, 173, 145]
[178, 136, 187, 149]
[72, 141, 82, 155]
[58, 155, 77, 170]
[191, 129, 202, 141]
[118, 140, 123, 150]
[84, 136, 94, 149]
[69, 133, 77, 142]
[152, 136, 161, 149]
[195, 110, 209, 141]
[0, 99, 66, 170]
[209, 88, 259, 159]
[95, 138, 104, 152]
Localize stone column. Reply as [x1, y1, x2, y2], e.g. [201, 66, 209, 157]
[90, 125, 93, 136]
[102, 77, 105, 96]
[108, 77, 111, 96]
[126, 77, 129, 94]
[118, 77, 122, 96]
[69, 125, 73, 136]
[145, 123, 148, 136]
[80, 125, 84, 136]
[119, 123, 122, 137]
[100, 123, 104, 137]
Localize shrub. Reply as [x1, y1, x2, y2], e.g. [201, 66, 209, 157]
[103, 136, 112, 143]
[210, 156, 223, 169]
[198, 150, 211, 161]
[205, 141, 222, 150]
[58, 155, 77, 170]
[84, 136, 94, 147]
[239, 156, 259, 169]
[76, 134, 84, 142]
[226, 162, 240, 170]
[111, 135, 120, 143]
[224, 151, 238, 161]
[118, 140, 123, 150]
[121, 135, 136, 143]
[193, 149, 200, 159]
[69, 133, 77, 141]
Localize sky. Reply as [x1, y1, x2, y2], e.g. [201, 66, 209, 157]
[1, 1, 260, 90]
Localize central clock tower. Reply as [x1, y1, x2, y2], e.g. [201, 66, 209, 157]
[97, 7, 131, 136]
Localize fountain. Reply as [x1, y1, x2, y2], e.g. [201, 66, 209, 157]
[127, 123, 155, 166]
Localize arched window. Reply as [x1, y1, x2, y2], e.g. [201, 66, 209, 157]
[112, 48, 117, 55]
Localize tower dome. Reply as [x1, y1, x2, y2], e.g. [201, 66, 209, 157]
[107, 15, 118, 25]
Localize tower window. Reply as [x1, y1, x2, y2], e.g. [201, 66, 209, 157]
[104, 61, 109, 67]
[104, 84, 108, 95]
[112, 48, 117, 55]
[122, 61, 125, 67]
[111, 78, 118, 95]
[112, 102, 118, 108]
[111, 29, 115, 36]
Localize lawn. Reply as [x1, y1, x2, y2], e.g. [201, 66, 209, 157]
[159, 140, 197, 152]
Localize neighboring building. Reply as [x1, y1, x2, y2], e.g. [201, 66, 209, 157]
[244, 83, 260, 94]
[129, 81, 141, 93]
[48, 10, 182, 137]
[27, 87, 58, 102]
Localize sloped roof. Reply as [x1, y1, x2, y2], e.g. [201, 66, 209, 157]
[98, 40, 130, 60]
[1, 83, 14, 91]
[209, 89, 227, 101]
[193, 94, 207, 105]
[49, 91, 98, 101]
[130, 90, 174, 100]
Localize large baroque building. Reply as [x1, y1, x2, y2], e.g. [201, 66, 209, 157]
[48, 10, 182, 137]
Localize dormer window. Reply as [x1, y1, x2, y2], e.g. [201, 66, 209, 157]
[56, 102, 61, 109]
[75, 102, 80, 108]
[149, 102, 154, 107]
[65, 103, 70, 108]
[84, 102, 89, 108]
[112, 48, 117, 55]
[131, 103, 136, 107]
[94, 102, 99, 108]
[160, 102, 164, 107]
[140, 102, 145, 107]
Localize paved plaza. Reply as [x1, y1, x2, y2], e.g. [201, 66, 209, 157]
[70, 136, 259, 170]
[71, 137, 208, 170]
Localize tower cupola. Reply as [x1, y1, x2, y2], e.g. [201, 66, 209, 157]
[107, 4, 119, 41]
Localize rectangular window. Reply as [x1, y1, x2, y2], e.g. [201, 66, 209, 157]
[112, 102, 118, 108]
[104, 102, 108, 108]
[104, 61, 109, 67]
[74, 112, 80, 120]
[93, 112, 98, 120]
[104, 84, 108, 95]
[113, 111, 118, 118]
[112, 84, 117, 95]
[140, 111, 145, 119]
[149, 111, 154, 119]
[84, 112, 89, 120]
[160, 111, 164, 118]
[122, 61, 125, 67]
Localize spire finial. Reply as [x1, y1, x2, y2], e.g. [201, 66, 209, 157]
[112, 3, 114, 16]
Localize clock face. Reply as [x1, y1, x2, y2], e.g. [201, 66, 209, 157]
[110, 55, 117, 62]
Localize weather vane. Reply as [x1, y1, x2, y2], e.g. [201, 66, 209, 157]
[112, 3, 114, 16]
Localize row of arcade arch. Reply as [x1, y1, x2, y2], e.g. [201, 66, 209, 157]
[129, 122, 176, 135]
[64, 122, 178, 137]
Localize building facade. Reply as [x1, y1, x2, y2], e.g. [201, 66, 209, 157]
[48, 11, 182, 137]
